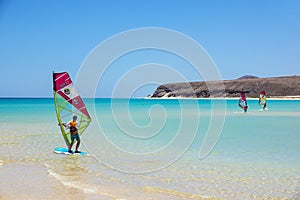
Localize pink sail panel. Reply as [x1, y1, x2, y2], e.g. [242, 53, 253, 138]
[53, 72, 72, 92]
[53, 72, 91, 118]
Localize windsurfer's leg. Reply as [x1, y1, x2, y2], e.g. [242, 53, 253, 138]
[69, 134, 75, 153]
[69, 141, 74, 153]
[75, 140, 80, 151]
[74, 133, 81, 153]
[69, 141, 74, 148]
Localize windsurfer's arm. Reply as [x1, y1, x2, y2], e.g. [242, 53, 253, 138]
[63, 121, 70, 129]
[58, 122, 67, 127]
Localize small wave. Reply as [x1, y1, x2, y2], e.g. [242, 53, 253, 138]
[143, 186, 220, 199]
[46, 164, 116, 198]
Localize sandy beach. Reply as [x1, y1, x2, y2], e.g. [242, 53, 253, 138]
[0, 162, 80, 200]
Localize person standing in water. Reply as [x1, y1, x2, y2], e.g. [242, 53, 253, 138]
[259, 91, 268, 110]
[238, 92, 248, 112]
[64, 115, 81, 153]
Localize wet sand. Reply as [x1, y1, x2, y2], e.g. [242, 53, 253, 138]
[0, 162, 89, 200]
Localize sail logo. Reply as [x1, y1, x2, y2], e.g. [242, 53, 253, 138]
[73, 99, 79, 105]
[64, 88, 71, 95]
[59, 80, 72, 89]
[59, 83, 67, 89]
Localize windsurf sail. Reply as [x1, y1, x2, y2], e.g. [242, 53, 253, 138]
[238, 92, 248, 112]
[259, 90, 267, 110]
[259, 91, 267, 104]
[53, 72, 91, 148]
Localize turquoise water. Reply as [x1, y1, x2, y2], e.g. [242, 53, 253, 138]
[0, 98, 300, 199]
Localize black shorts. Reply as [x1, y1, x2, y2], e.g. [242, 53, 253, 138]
[70, 133, 80, 141]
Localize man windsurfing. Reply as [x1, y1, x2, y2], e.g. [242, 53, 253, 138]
[238, 92, 248, 112]
[63, 115, 81, 153]
[259, 91, 268, 110]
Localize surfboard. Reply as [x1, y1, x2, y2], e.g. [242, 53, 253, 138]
[233, 111, 247, 114]
[259, 108, 269, 111]
[54, 147, 87, 155]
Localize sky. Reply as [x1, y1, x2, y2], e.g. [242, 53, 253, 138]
[0, 0, 299, 97]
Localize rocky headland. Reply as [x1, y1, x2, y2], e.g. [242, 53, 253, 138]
[149, 75, 300, 98]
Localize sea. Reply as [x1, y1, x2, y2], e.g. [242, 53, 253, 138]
[0, 98, 299, 200]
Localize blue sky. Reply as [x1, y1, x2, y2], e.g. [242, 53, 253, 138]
[0, 0, 299, 97]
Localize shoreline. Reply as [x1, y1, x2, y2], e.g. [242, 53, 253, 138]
[145, 96, 300, 100]
[1, 96, 300, 100]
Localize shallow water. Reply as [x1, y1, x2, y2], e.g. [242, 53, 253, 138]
[0, 98, 299, 199]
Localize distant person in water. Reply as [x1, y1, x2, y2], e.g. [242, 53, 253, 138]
[259, 91, 268, 110]
[64, 115, 81, 153]
[238, 92, 248, 112]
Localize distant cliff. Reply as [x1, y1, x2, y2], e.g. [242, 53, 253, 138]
[149, 75, 300, 98]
